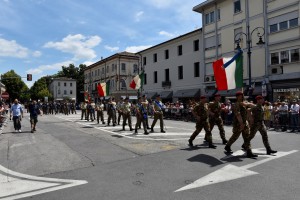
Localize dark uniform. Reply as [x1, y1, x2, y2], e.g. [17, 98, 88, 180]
[224, 91, 257, 158]
[208, 94, 228, 144]
[107, 98, 117, 126]
[135, 97, 149, 134]
[151, 95, 165, 133]
[117, 98, 124, 125]
[245, 96, 277, 155]
[121, 98, 133, 131]
[188, 96, 216, 148]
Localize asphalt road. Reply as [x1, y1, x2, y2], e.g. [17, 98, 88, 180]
[0, 111, 299, 200]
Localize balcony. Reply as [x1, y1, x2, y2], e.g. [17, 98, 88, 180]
[162, 81, 171, 87]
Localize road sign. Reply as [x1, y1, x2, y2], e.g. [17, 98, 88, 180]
[1, 91, 9, 99]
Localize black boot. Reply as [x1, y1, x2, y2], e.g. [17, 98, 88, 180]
[222, 139, 228, 145]
[241, 144, 246, 151]
[134, 129, 138, 134]
[247, 150, 258, 158]
[144, 131, 149, 135]
[151, 128, 154, 132]
[224, 145, 233, 153]
[122, 127, 125, 131]
[188, 139, 194, 147]
[266, 148, 277, 155]
[209, 143, 217, 149]
[161, 129, 166, 133]
[130, 128, 133, 131]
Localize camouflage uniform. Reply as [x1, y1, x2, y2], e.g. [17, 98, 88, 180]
[107, 100, 117, 126]
[208, 101, 227, 143]
[121, 101, 133, 131]
[95, 102, 105, 124]
[151, 99, 165, 132]
[117, 100, 124, 125]
[135, 102, 149, 134]
[80, 102, 87, 120]
[189, 102, 215, 147]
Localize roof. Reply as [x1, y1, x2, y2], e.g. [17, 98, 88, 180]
[51, 77, 76, 81]
[193, 0, 218, 13]
[86, 51, 139, 70]
[137, 28, 202, 54]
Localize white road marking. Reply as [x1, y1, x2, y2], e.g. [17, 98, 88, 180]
[175, 149, 298, 192]
[0, 164, 87, 200]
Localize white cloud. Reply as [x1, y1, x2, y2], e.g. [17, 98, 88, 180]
[135, 11, 144, 22]
[26, 60, 74, 75]
[32, 51, 42, 57]
[159, 31, 175, 38]
[43, 34, 102, 60]
[104, 45, 119, 52]
[0, 38, 29, 58]
[145, 0, 174, 8]
[125, 45, 152, 53]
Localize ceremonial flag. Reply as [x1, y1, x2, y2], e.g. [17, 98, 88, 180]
[130, 72, 144, 90]
[213, 50, 243, 91]
[97, 83, 110, 97]
[84, 90, 89, 102]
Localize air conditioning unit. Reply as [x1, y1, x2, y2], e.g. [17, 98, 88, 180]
[205, 75, 215, 82]
[270, 66, 282, 75]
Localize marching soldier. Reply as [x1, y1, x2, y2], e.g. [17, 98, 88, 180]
[142, 95, 151, 129]
[121, 97, 133, 131]
[188, 96, 216, 148]
[87, 100, 96, 121]
[95, 100, 105, 124]
[246, 96, 277, 155]
[150, 94, 166, 133]
[224, 91, 257, 158]
[80, 101, 87, 120]
[208, 94, 228, 144]
[117, 97, 124, 125]
[71, 101, 76, 114]
[134, 97, 149, 135]
[107, 98, 117, 126]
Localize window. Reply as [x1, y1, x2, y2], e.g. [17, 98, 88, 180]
[133, 64, 138, 73]
[271, 52, 279, 65]
[144, 73, 147, 85]
[205, 13, 210, 24]
[64, 82, 66, 87]
[281, 50, 289, 63]
[70, 90, 73, 95]
[165, 50, 169, 59]
[234, 0, 241, 13]
[165, 68, 170, 82]
[106, 65, 109, 73]
[112, 64, 115, 72]
[58, 89, 61, 95]
[178, 45, 182, 56]
[102, 68, 104, 74]
[58, 82, 60, 86]
[205, 11, 215, 24]
[194, 62, 200, 77]
[291, 49, 299, 62]
[143, 57, 147, 65]
[154, 71, 157, 83]
[98, 69, 100, 76]
[217, 9, 221, 20]
[70, 83, 72, 87]
[279, 21, 288, 30]
[178, 66, 183, 80]
[153, 53, 157, 62]
[194, 40, 199, 51]
[64, 90, 67, 95]
[270, 24, 278, 33]
[289, 18, 298, 28]
[121, 63, 126, 71]
[91, 71, 93, 77]
[210, 11, 215, 23]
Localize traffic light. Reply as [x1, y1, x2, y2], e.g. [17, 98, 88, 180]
[27, 74, 32, 81]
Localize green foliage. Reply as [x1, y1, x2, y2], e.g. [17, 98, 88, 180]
[29, 77, 52, 101]
[1, 70, 29, 102]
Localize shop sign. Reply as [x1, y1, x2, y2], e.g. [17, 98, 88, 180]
[273, 88, 300, 93]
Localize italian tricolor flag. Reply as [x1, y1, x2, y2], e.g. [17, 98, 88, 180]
[97, 83, 110, 97]
[213, 50, 243, 91]
[130, 72, 144, 90]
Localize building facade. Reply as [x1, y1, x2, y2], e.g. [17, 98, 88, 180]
[138, 28, 202, 102]
[84, 52, 140, 100]
[193, 0, 300, 101]
[49, 78, 77, 102]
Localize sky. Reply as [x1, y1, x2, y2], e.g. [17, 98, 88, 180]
[0, 0, 205, 88]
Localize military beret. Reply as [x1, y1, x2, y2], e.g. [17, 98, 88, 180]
[255, 95, 263, 100]
[235, 91, 244, 96]
[200, 95, 206, 99]
[142, 94, 146, 98]
[214, 93, 221, 97]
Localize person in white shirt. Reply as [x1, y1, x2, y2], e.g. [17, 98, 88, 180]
[278, 101, 289, 132]
[10, 99, 23, 132]
[289, 99, 299, 132]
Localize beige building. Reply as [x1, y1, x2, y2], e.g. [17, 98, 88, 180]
[49, 78, 77, 102]
[193, 0, 300, 101]
[138, 29, 202, 102]
[84, 52, 140, 100]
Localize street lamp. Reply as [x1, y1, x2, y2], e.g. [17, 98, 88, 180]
[234, 26, 265, 97]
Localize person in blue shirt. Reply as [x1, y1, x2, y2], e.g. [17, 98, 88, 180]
[10, 99, 23, 133]
[28, 100, 41, 133]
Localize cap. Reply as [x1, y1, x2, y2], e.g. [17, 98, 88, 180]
[235, 91, 244, 96]
[200, 95, 206, 99]
[255, 95, 263, 100]
[214, 93, 221, 97]
[156, 94, 161, 98]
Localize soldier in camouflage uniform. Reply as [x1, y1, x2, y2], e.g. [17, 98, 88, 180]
[150, 94, 166, 133]
[208, 93, 228, 144]
[80, 101, 87, 120]
[107, 98, 117, 126]
[121, 97, 133, 131]
[95, 100, 105, 124]
[245, 95, 277, 155]
[188, 96, 217, 148]
[117, 97, 124, 125]
[134, 97, 149, 135]
[224, 91, 257, 158]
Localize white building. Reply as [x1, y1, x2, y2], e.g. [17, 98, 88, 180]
[138, 28, 202, 102]
[49, 78, 77, 102]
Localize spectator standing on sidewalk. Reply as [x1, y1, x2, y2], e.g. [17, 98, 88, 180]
[10, 99, 23, 133]
[28, 100, 41, 133]
[289, 99, 299, 132]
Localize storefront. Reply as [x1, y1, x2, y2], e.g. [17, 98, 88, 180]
[271, 79, 300, 102]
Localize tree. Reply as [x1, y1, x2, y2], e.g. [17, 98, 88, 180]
[29, 77, 52, 101]
[1, 70, 29, 102]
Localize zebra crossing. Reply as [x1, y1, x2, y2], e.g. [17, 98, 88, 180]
[54, 113, 203, 141]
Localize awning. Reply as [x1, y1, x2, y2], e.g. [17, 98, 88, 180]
[159, 91, 173, 99]
[143, 92, 157, 99]
[173, 89, 200, 98]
